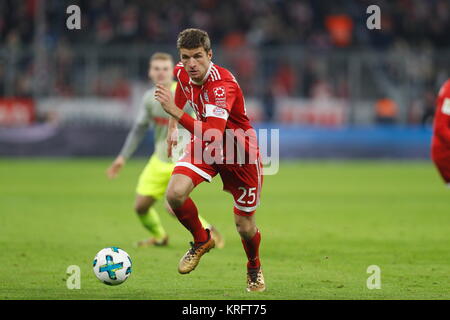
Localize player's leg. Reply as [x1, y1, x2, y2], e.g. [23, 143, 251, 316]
[166, 173, 208, 242]
[234, 214, 260, 267]
[164, 181, 224, 247]
[164, 199, 218, 241]
[134, 155, 171, 247]
[134, 194, 168, 247]
[234, 210, 265, 292]
[199, 216, 225, 249]
[167, 163, 217, 274]
[220, 159, 265, 291]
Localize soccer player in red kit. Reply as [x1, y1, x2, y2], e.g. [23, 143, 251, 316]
[155, 28, 265, 292]
[431, 79, 450, 187]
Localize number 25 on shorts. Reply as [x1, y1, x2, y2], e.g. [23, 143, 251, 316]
[237, 187, 257, 205]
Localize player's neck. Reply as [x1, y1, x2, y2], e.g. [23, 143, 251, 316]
[190, 62, 213, 86]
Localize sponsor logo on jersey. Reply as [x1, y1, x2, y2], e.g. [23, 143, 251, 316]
[213, 86, 226, 107]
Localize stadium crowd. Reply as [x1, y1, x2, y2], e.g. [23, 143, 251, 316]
[2, 0, 448, 48]
[0, 0, 448, 123]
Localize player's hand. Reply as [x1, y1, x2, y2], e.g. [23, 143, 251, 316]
[167, 127, 178, 158]
[155, 84, 183, 119]
[155, 84, 174, 112]
[107, 156, 125, 179]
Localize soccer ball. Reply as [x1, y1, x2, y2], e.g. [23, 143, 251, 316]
[92, 247, 132, 286]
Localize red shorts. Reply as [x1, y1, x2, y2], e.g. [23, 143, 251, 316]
[172, 152, 263, 216]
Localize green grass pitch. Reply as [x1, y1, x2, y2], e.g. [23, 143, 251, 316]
[1, 158, 449, 300]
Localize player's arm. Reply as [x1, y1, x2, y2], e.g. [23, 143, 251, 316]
[156, 83, 232, 140]
[106, 100, 151, 179]
[166, 117, 179, 158]
[165, 81, 185, 157]
[434, 115, 450, 144]
[177, 111, 227, 140]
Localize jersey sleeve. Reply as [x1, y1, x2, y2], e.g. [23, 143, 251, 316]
[179, 111, 225, 132]
[118, 94, 151, 159]
[204, 81, 237, 121]
[434, 96, 450, 144]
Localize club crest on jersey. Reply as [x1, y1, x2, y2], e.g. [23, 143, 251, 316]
[213, 106, 226, 117]
[203, 92, 209, 102]
[184, 86, 190, 93]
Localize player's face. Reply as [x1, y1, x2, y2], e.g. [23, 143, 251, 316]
[149, 59, 173, 86]
[179, 47, 212, 82]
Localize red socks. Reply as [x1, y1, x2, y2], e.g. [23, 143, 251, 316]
[173, 196, 261, 270]
[241, 230, 261, 269]
[172, 197, 208, 243]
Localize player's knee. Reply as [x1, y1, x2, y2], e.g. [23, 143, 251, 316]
[235, 222, 257, 239]
[166, 185, 188, 209]
[134, 196, 156, 215]
[134, 203, 149, 215]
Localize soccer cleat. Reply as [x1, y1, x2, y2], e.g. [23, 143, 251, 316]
[246, 267, 266, 292]
[209, 225, 225, 249]
[135, 235, 169, 248]
[178, 229, 215, 274]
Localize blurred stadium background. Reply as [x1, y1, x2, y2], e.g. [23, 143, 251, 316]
[1, 0, 449, 158]
[2, 0, 450, 300]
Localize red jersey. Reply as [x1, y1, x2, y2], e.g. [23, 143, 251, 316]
[173, 62, 258, 163]
[432, 79, 450, 154]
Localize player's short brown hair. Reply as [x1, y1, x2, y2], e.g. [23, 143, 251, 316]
[149, 52, 173, 64]
[176, 28, 211, 52]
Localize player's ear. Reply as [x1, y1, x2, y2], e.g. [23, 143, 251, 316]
[207, 49, 213, 60]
